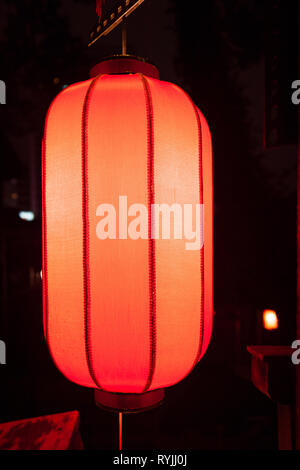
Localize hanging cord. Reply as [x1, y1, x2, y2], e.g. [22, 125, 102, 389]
[119, 412, 123, 451]
[122, 19, 127, 55]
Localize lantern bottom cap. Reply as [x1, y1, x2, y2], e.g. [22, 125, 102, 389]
[94, 388, 165, 414]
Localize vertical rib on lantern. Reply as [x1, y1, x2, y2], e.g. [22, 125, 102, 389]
[139, 74, 157, 393]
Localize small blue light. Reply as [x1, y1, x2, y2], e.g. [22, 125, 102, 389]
[19, 211, 35, 222]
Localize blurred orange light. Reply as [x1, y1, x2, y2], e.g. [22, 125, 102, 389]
[263, 309, 279, 330]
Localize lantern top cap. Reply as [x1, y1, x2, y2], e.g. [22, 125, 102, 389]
[89, 54, 160, 79]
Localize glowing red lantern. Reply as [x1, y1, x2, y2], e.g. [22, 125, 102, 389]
[42, 57, 213, 411]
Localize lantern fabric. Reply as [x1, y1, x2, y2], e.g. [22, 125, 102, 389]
[42, 66, 213, 395]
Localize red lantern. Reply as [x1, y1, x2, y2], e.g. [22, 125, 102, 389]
[42, 56, 213, 411]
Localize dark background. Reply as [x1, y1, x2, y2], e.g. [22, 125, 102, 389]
[0, 0, 298, 449]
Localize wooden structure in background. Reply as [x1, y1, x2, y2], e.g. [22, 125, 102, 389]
[264, 0, 298, 148]
[0, 410, 83, 450]
[247, 346, 294, 450]
[297, 35, 300, 449]
[89, 0, 146, 47]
